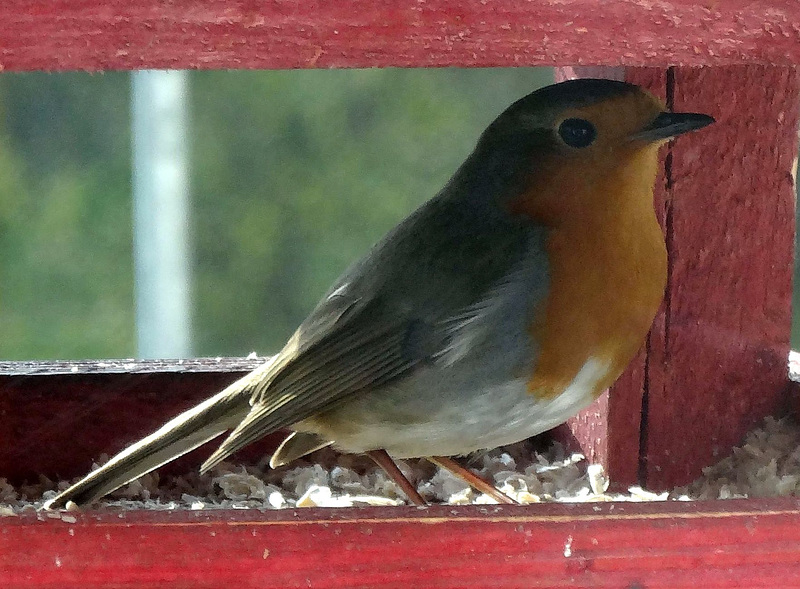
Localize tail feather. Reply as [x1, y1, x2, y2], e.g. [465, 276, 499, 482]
[44, 381, 251, 509]
[269, 431, 333, 469]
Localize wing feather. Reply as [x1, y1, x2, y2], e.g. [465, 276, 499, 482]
[200, 308, 421, 472]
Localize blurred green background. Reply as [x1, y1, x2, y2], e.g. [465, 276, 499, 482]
[0, 68, 559, 360]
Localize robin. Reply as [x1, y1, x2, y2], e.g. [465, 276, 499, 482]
[45, 79, 713, 509]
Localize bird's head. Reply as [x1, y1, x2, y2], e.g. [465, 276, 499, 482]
[473, 78, 714, 226]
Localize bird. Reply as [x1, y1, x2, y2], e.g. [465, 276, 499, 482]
[44, 79, 714, 509]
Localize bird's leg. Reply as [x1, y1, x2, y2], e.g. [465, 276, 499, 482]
[427, 455, 517, 505]
[366, 449, 427, 506]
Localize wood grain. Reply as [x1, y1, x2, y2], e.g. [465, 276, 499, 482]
[4, 499, 800, 588]
[0, 1, 798, 72]
[553, 66, 798, 490]
[0, 359, 275, 483]
[643, 66, 799, 489]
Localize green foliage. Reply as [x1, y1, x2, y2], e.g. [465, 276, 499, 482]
[0, 73, 134, 359]
[0, 68, 553, 359]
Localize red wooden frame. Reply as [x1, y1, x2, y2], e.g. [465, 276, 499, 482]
[556, 65, 799, 490]
[0, 360, 266, 482]
[2, 1, 800, 587]
[0, 1, 798, 71]
[5, 500, 800, 588]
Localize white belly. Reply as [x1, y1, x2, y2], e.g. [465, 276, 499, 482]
[323, 357, 610, 458]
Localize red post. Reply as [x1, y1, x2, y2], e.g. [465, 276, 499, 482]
[556, 66, 799, 490]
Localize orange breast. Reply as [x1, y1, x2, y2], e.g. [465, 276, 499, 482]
[511, 144, 667, 400]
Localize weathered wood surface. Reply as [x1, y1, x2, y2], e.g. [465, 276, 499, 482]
[0, 357, 265, 376]
[0, 1, 799, 72]
[643, 65, 799, 489]
[557, 66, 799, 490]
[4, 500, 800, 588]
[0, 358, 272, 483]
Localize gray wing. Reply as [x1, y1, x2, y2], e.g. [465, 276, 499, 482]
[200, 295, 429, 471]
[201, 194, 548, 471]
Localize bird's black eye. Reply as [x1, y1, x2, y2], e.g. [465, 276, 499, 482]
[557, 118, 597, 148]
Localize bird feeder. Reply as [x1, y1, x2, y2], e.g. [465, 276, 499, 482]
[2, 1, 800, 586]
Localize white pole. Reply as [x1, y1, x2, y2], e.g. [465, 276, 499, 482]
[131, 70, 192, 359]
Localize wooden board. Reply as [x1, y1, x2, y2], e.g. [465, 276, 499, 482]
[555, 66, 799, 490]
[0, 1, 799, 72]
[644, 65, 799, 489]
[4, 499, 800, 588]
[0, 359, 273, 483]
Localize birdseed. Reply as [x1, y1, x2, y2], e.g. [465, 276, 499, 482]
[3, 413, 800, 515]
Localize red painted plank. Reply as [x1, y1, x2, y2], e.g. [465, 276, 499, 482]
[642, 66, 799, 489]
[0, 359, 283, 483]
[0, 1, 799, 72]
[553, 66, 798, 491]
[4, 500, 800, 588]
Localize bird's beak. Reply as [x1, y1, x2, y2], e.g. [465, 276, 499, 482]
[630, 112, 715, 142]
